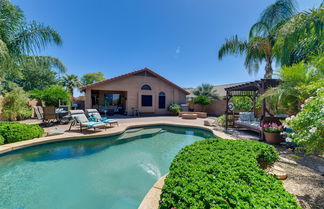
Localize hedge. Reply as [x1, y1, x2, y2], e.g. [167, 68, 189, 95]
[159, 139, 300, 209]
[0, 122, 44, 144]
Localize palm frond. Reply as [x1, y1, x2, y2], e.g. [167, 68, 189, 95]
[18, 55, 67, 73]
[260, 0, 297, 28]
[218, 35, 247, 60]
[9, 21, 62, 55]
[249, 21, 270, 38]
[0, 38, 9, 58]
[244, 37, 272, 75]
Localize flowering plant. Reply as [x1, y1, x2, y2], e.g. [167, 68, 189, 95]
[260, 123, 284, 133]
[285, 87, 324, 154]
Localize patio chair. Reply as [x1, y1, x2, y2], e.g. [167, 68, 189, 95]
[85, 109, 119, 126]
[69, 110, 106, 132]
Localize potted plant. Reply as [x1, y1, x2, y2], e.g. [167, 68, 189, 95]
[261, 123, 284, 144]
[168, 104, 181, 115]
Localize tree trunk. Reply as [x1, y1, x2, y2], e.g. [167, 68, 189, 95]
[264, 60, 273, 79]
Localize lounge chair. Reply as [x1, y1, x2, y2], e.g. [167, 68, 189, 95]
[85, 109, 119, 126]
[69, 110, 106, 132]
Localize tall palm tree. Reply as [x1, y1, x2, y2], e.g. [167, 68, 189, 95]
[61, 74, 81, 98]
[0, 0, 66, 79]
[193, 83, 220, 100]
[218, 0, 297, 78]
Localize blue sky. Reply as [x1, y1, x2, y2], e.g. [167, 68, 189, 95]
[13, 0, 322, 90]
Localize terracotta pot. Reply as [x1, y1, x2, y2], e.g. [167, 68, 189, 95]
[264, 132, 282, 145]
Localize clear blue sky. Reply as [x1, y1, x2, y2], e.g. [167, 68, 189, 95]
[13, 0, 322, 89]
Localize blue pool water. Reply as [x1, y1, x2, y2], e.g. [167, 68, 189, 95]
[0, 125, 214, 209]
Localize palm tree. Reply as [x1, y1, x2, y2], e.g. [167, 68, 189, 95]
[61, 74, 81, 98]
[274, 5, 324, 66]
[193, 83, 220, 100]
[218, 0, 297, 78]
[0, 0, 66, 79]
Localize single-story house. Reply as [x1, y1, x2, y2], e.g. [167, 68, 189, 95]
[80, 68, 189, 115]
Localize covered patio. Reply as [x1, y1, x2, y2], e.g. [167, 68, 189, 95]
[90, 90, 127, 115]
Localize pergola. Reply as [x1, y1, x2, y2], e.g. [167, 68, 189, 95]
[224, 79, 280, 130]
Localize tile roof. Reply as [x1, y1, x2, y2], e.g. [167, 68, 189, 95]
[80, 68, 189, 94]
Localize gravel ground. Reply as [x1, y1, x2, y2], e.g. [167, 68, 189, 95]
[220, 127, 324, 209]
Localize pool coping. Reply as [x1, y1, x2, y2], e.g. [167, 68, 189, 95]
[0, 121, 234, 155]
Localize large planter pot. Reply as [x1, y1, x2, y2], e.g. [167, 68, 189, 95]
[264, 132, 282, 145]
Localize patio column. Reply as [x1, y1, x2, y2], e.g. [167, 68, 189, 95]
[85, 89, 92, 109]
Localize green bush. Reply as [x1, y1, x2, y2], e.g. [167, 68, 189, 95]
[30, 85, 70, 107]
[285, 87, 324, 154]
[160, 139, 300, 209]
[216, 115, 226, 127]
[168, 104, 181, 114]
[1, 82, 32, 121]
[0, 135, 4, 145]
[0, 122, 44, 144]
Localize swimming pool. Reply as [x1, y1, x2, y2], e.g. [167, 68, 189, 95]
[0, 125, 214, 209]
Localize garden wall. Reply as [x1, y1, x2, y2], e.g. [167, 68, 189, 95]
[189, 99, 227, 116]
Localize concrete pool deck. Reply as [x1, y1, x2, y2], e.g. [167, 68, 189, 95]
[0, 116, 234, 155]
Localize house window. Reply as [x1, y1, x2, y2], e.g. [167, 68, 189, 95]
[159, 92, 166, 109]
[142, 95, 152, 106]
[104, 93, 121, 106]
[141, 85, 152, 90]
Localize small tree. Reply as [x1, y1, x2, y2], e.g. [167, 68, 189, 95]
[1, 83, 31, 121]
[193, 83, 220, 100]
[30, 86, 70, 107]
[81, 72, 105, 86]
[193, 95, 212, 111]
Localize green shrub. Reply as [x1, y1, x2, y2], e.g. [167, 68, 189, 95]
[30, 85, 70, 107]
[285, 87, 324, 154]
[159, 139, 300, 209]
[0, 122, 44, 144]
[216, 115, 226, 127]
[0, 135, 4, 145]
[1, 82, 32, 121]
[168, 104, 181, 114]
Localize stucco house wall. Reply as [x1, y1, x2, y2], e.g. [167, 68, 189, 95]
[83, 69, 188, 115]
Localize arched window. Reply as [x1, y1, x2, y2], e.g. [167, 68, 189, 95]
[141, 85, 152, 90]
[159, 92, 166, 109]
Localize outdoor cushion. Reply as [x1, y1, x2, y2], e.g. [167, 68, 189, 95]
[239, 112, 250, 121]
[87, 122, 104, 128]
[74, 114, 89, 123]
[102, 118, 117, 123]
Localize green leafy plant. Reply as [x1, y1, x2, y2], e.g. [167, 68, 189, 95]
[0, 122, 44, 144]
[193, 95, 212, 111]
[193, 83, 220, 100]
[167, 104, 181, 114]
[0, 135, 4, 145]
[30, 85, 70, 107]
[160, 139, 300, 209]
[0, 0, 66, 83]
[1, 82, 31, 121]
[81, 72, 105, 86]
[216, 115, 226, 127]
[285, 87, 324, 154]
[230, 96, 253, 111]
[60, 74, 81, 97]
